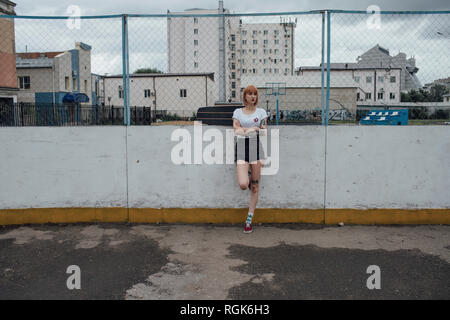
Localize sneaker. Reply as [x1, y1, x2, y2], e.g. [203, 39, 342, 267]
[244, 222, 253, 233]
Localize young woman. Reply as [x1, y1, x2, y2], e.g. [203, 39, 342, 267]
[232, 85, 268, 234]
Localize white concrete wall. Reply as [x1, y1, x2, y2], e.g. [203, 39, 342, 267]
[0, 127, 127, 209]
[0, 126, 449, 210]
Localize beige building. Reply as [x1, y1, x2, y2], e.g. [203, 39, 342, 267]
[16, 42, 92, 105]
[0, 0, 18, 106]
[298, 65, 402, 104]
[241, 74, 358, 120]
[103, 73, 215, 117]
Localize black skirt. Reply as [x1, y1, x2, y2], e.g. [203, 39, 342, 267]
[234, 132, 265, 163]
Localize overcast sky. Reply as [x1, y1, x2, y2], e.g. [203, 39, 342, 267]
[12, 0, 450, 16]
[9, 0, 450, 86]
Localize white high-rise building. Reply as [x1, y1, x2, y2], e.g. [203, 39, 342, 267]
[167, 2, 296, 103]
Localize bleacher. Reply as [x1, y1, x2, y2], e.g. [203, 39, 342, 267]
[360, 109, 408, 125]
[196, 103, 243, 126]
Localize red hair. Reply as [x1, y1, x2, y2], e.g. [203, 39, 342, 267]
[243, 85, 258, 106]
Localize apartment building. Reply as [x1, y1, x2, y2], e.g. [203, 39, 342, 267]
[16, 42, 92, 105]
[0, 0, 18, 106]
[167, 2, 296, 103]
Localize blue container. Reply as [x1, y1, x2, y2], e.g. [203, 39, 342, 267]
[360, 109, 408, 125]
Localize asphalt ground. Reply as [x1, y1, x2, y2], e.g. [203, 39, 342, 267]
[0, 223, 449, 301]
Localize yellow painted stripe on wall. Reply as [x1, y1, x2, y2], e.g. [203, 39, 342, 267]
[0, 207, 448, 226]
[0, 207, 128, 225]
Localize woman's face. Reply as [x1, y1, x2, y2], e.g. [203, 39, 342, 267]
[245, 91, 257, 106]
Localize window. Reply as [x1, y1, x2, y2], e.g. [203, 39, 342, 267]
[285, 49, 288, 55]
[231, 82, 236, 89]
[253, 49, 257, 54]
[252, 59, 256, 64]
[119, 87, 123, 99]
[274, 69, 279, 74]
[73, 77, 77, 91]
[242, 30, 247, 36]
[194, 62, 198, 68]
[65, 77, 69, 90]
[232, 91, 236, 98]
[357, 92, 360, 100]
[264, 68, 268, 74]
[378, 76, 384, 83]
[285, 58, 288, 64]
[242, 59, 245, 65]
[263, 49, 268, 54]
[242, 49, 246, 55]
[274, 49, 279, 54]
[285, 39, 289, 45]
[194, 40, 198, 46]
[194, 18, 198, 24]
[274, 39, 279, 45]
[252, 68, 256, 74]
[194, 28, 198, 34]
[231, 44, 235, 51]
[180, 89, 187, 98]
[252, 30, 257, 36]
[231, 34, 235, 41]
[242, 69, 247, 73]
[231, 72, 235, 79]
[253, 40, 258, 45]
[84, 80, 88, 93]
[263, 59, 267, 64]
[144, 89, 151, 98]
[377, 92, 384, 100]
[274, 30, 279, 35]
[366, 76, 372, 83]
[18, 76, 30, 89]
[365, 92, 372, 100]
[231, 53, 235, 59]
[390, 76, 396, 83]
[194, 51, 198, 57]
[263, 30, 268, 35]
[242, 39, 247, 45]
[285, 68, 289, 74]
[274, 59, 277, 64]
[231, 63, 235, 70]
[354, 76, 360, 83]
[263, 40, 268, 45]
[390, 92, 396, 100]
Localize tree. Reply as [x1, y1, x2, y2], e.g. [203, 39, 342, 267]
[134, 67, 163, 74]
[401, 84, 449, 102]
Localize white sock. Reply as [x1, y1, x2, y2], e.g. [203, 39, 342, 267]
[246, 212, 254, 224]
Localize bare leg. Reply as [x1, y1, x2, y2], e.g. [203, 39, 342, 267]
[249, 160, 262, 213]
[236, 161, 250, 190]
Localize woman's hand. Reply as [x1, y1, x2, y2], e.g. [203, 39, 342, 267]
[235, 127, 246, 136]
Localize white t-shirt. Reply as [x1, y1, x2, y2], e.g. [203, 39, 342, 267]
[232, 107, 268, 128]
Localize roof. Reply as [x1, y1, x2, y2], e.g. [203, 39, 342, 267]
[104, 73, 215, 81]
[16, 57, 54, 68]
[16, 52, 64, 59]
[298, 64, 401, 71]
[240, 74, 358, 89]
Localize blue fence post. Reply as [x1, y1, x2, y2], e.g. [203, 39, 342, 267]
[321, 11, 325, 126]
[325, 10, 331, 126]
[122, 14, 130, 126]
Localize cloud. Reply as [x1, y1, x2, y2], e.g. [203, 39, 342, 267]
[10, 1, 449, 83]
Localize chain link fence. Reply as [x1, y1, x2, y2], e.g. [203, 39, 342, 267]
[0, 9, 449, 126]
